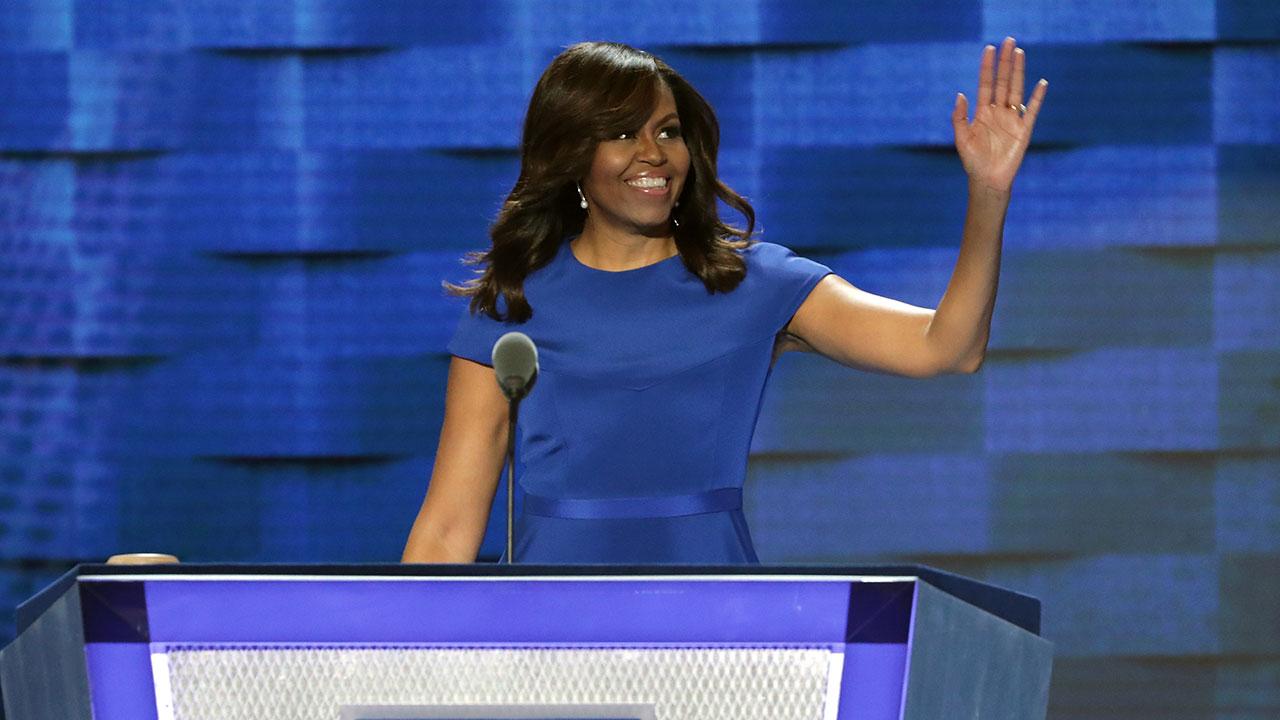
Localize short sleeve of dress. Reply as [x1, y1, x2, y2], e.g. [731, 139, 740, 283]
[447, 304, 513, 366]
[743, 242, 833, 334]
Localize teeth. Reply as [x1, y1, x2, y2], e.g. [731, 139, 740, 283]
[626, 177, 668, 188]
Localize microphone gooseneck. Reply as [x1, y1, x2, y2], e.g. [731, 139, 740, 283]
[491, 332, 539, 564]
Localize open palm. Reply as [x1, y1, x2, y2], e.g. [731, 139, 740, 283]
[953, 37, 1048, 193]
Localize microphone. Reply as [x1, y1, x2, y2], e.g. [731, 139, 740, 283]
[492, 331, 539, 401]
[491, 331, 538, 565]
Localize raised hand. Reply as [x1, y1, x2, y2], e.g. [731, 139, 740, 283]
[952, 37, 1048, 193]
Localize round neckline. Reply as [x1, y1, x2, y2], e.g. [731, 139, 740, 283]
[565, 238, 682, 275]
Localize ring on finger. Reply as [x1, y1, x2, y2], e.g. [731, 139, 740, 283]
[1009, 103, 1027, 114]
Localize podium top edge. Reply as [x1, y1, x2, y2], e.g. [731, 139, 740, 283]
[16, 563, 1041, 637]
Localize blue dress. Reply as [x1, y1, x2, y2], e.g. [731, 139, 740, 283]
[448, 240, 830, 564]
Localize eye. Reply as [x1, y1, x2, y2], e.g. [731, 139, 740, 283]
[658, 125, 683, 139]
[613, 131, 634, 140]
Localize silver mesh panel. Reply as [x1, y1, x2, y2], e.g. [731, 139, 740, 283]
[160, 645, 835, 720]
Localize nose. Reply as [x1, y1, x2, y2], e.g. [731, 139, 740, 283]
[635, 133, 666, 165]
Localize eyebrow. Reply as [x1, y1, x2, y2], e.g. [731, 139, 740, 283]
[652, 112, 680, 125]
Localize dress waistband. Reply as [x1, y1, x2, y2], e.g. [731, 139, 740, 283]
[523, 487, 742, 520]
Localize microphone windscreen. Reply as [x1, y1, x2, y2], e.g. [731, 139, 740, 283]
[492, 332, 539, 396]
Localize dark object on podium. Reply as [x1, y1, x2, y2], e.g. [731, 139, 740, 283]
[1, 564, 1052, 719]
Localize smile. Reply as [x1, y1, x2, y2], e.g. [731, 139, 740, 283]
[625, 177, 669, 189]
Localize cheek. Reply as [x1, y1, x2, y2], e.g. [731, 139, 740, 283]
[585, 153, 625, 193]
[674, 144, 692, 176]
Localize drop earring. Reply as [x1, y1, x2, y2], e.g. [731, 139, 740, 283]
[576, 183, 588, 210]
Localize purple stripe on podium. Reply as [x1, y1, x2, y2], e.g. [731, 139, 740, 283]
[85, 643, 158, 720]
[840, 643, 910, 720]
[144, 579, 858, 644]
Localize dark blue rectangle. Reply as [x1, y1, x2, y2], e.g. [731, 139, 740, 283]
[81, 581, 149, 643]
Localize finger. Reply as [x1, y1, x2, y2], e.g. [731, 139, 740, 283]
[976, 45, 995, 107]
[1024, 78, 1049, 130]
[1009, 47, 1026, 108]
[953, 92, 969, 133]
[994, 37, 1015, 106]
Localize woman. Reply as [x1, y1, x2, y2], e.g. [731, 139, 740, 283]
[402, 40, 1047, 564]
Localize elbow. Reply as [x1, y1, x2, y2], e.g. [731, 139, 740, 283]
[952, 348, 987, 374]
[925, 347, 985, 377]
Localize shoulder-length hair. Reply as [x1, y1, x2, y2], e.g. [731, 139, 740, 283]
[451, 41, 755, 322]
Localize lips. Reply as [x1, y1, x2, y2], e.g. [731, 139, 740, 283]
[625, 176, 668, 189]
[624, 175, 671, 196]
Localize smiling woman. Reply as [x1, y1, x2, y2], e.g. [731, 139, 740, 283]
[576, 92, 689, 263]
[401, 40, 1047, 564]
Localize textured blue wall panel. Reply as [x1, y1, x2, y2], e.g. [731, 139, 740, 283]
[302, 47, 529, 150]
[1214, 48, 1280, 145]
[0, 0, 71, 50]
[1219, 145, 1280, 247]
[756, 44, 1212, 147]
[755, 147, 968, 250]
[69, 151, 520, 253]
[1217, 0, 1280, 40]
[988, 249, 1213, 349]
[67, 51, 187, 151]
[1215, 458, 1280, 552]
[753, 353, 983, 453]
[984, 350, 1219, 452]
[1216, 660, 1280, 718]
[186, 54, 304, 148]
[761, 0, 981, 43]
[755, 43, 995, 148]
[239, 254, 467, 353]
[160, 150, 305, 249]
[116, 353, 450, 457]
[255, 455, 435, 561]
[982, 0, 1215, 42]
[1218, 351, 1280, 450]
[1004, 146, 1218, 250]
[2, 249, 260, 357]
[1214, 250, 1280, 351]
[107, 455, 436, 561]
[746, 453, 992, 560]
[1049, 658, 1216, 719]
[1219, 554, 1280, 654]
[71, 0, 188, 50]
[520, 0, 758, 47]
[990, 453, 1216, 554]
[0, 454, 116, 560]
[0, 52, 70, 150]
[279, 153, 518, 252]
[1019, 45, 1212, 146]
[987, 554, 1219, 656]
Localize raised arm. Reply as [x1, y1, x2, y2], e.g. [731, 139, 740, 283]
[787, 37, 1048, 378]
[402, 356, 508, 563]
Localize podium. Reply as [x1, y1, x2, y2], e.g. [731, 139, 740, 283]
[2, 564, 1051, 719]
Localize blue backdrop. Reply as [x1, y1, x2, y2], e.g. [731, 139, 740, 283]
[2, 1, 1279, 718]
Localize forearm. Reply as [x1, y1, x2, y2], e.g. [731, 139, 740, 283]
[402, 357, 509, 563]
[401, 521, 479, 563]
[925, 179, 1010, 372]
[401, 454, 503, 563]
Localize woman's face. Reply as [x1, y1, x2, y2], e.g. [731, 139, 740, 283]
[581, 83, 690, 237]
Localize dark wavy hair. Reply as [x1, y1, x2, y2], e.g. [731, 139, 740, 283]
[451, 41, 756, 321]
